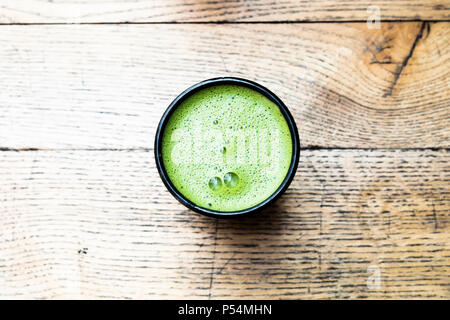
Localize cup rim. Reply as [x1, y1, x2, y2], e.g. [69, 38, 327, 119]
[154, 77, 300, 218]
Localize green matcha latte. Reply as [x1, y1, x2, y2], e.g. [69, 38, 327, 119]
[161, 84, 292, 212]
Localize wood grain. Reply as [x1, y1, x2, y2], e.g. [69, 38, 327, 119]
[0, 0, 449, 23]
[0, 149, 448, 299]
[0, 23, 448, 150]
[0, 150, 216, 299]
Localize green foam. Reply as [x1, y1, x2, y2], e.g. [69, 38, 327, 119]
[162, 84, 292, 212]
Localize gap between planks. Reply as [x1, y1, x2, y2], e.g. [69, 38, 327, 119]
[1, 147, 450, 152]
[1, 20, 450, 26]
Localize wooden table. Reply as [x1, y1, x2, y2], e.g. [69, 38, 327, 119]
[0, 1, 449, 299]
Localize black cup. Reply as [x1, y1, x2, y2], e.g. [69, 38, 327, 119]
[155, 77, 300, 218]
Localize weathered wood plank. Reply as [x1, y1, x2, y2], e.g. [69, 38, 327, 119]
[0, 0, 448, 23]
[0, 150, 216, 299]
[0, 23, 448, 149]
[0, 149, 448, 299]
[211, 149, 450, 299]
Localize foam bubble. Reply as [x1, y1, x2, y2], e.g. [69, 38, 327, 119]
[208, 177, 223, 191]
[224, 172, 240, 188]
